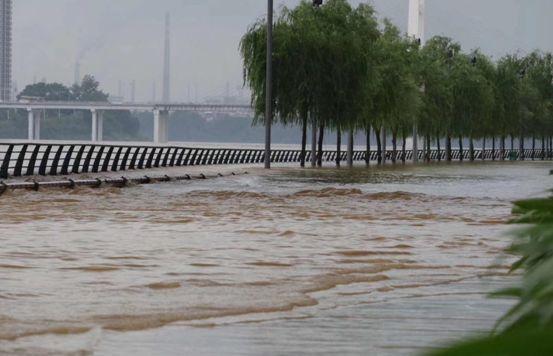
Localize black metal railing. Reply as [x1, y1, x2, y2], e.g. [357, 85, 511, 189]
[0, 142, 551, 179]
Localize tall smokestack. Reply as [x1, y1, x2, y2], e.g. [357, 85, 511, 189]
[74, 60, 81, 85]
[162, 12, 171, 103]
[118, 80, 123, 100]
[0, 0, 12, 102]
[130, 80, 136, 102]
[408, 0, 425, 43]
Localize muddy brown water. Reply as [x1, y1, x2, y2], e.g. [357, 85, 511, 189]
[0, 161, 551, 355]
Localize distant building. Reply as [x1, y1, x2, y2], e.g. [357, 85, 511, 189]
[0, 0, 12, 102]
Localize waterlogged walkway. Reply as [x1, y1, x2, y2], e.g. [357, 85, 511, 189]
[0, 161, 551, 355]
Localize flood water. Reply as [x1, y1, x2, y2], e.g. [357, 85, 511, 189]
[0, 161, 551, 355]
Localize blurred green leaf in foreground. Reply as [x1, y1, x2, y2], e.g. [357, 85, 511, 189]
[428, 194, 553, 356]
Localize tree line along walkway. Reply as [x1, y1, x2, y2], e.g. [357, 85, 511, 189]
[0, 141, 551, 179]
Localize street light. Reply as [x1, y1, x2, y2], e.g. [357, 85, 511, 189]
[313, 0, 323, 6]
[264, 0, 273, 169]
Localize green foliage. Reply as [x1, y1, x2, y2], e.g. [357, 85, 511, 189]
[427, 193, 553, 355]
[71, 75, 109, 102]
[241, 2, 553, 150]
[240, 0, 379, 131]
[18, 75, 109, 103]
[428, 328, 553, 356]
[370, 19, 420, 136]
[18, 82, 73, 101]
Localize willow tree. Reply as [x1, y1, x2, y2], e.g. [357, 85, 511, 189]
[470, 50, 497, 160]
[419, 37, 458, 161]
[522, 52, 553, 159]
[314, 0, 379, 167]
[240, 2, 321, 167]
[373, 21, 420, 163]
[240, 0, 378, 168]
[450, 53, 495, 161]
[496, 56, 523, 158]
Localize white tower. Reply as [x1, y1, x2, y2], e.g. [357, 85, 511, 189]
[408, 0, 425, 43]
[408, 0, 425, 162]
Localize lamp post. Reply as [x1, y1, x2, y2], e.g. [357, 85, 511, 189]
[264, 0, 274, 169]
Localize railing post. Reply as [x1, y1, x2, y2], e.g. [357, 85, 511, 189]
[412, 123, 419, 163]
[311, 118, 317, 167]
[0, 144, 14, 179]
[13, 145, 28, 177]
[111, 147, 124, 171]
[61, 145, 75, 175]
[382, 127, 387, 164]
[26, 145, 41, 176]
[72, 146, 86, 174]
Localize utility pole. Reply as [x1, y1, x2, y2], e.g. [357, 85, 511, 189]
[408, 0, 425, 163]
[264, 0, 273, 169]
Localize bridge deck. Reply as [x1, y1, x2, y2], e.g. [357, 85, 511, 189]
[0, 102, 253, 114]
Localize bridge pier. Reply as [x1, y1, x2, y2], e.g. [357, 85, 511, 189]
[27, 108, 41, 140]
[91, 109, 104, 142]
[153, 109, 169, 144]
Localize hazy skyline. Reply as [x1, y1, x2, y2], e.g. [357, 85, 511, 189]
[12, 0, 552, 102]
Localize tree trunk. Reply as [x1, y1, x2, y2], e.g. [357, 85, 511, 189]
[311, 120, 317, 167]
[446, 134, 452, 162]
[402, 133, 407, 163]
[375, 127, 382, 165]
[336, 128, 342, 168]
[365, 128, 371, 166]
[317, 125, 324, 167]
[518, 134, 525, 161]
[392, 130, 398, 164]
[550, 136, 553, 159]
[500, 136, 506, 161]
[482, 137, 486, 161]
[425, 134, 431, 162]
[347, 130, 354, 168]
[542, 136, 546, 160]
[459, 136, 464, 162]
[382, 127, 387, 164]
[436, 133, 441, 162]
[492, 137, 496, 161]
[300, 116, 307, 168]
[532, 136, 536, 161]
[469, 136, 475, 161]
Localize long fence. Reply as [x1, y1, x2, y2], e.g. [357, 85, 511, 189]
[0, 142, 551, 179]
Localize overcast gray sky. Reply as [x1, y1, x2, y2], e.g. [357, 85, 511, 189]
[12, 0, 552, 102]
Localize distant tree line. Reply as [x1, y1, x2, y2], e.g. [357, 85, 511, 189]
[241, 0, 553, 167]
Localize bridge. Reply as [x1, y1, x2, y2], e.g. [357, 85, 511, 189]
[0, 102, 254, 144]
